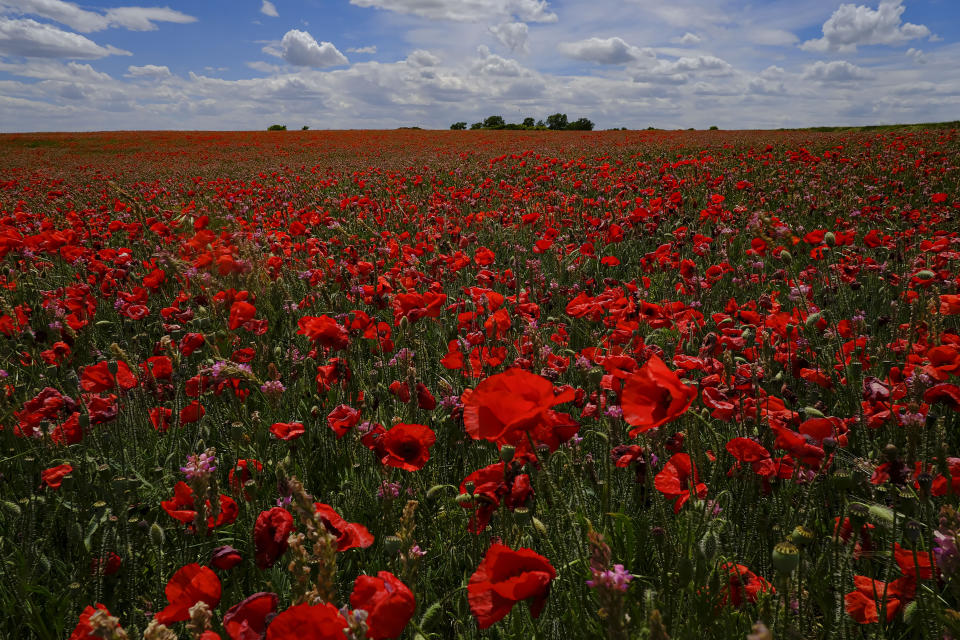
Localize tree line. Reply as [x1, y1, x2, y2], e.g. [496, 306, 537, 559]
[451, 113, 594, 131]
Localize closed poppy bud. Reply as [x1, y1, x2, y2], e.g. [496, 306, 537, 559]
[150, 523, 165, 547]
[779, 250, 792, 263]
[824, 231, 836, 246]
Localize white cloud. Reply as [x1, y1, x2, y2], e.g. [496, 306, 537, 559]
[489, 21, 528, 53]
[406, 49, 440, 66]
[260, 0, 279, 17]
[274, 30, 348, 67]
[905, 47, 925, 63]
[246, 60, 283, 73]
[348, 45, 377, 54]
[677, 32, 700, 45]
[0, 59, 112, 81]
[472, 46, 525, 76]
[558, 36, 649, 65]
[802, 60, 872, 82]
[0, 0, 196, 32]
[126, 64, 172, 79]
[0, 17, 131, 58]
[349, 0, 557, 23]
[801, 0, 932, 53]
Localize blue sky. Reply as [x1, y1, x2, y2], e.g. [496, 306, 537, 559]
[0, 0, 957, 131]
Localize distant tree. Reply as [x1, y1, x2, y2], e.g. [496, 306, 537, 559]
[267, 124, 287, 131]
[546, 113, 568, 130]
[709, 125, 719, 130]
[522, 117, 536, 128]
[470, 122, 483, 130]
[567, 117, 595, 131]
[301, 125, 309, 130]
[536, 119, 545, 128]
[483, 115, 506, 129]
[450, 122, 467, 130]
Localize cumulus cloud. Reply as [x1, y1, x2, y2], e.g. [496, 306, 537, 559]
[260, 1, 279, 17]
[348, 45, 377, 54]
[0, 17, 131, 58]
[677, 32, 701, 45]
[802, 60, 872, 82]
[406, 49, 440, 66]
[801, 0, 932, 53]
[126, 64, 172, 79]
[905, 47, 925, 63]
[473, 46, 526, 76]
[273, 30, 348, 67]
[558, 36, 649, 65]
[489, 22, 528, 53]
[349, 0, 557, 23]
[0, 0, 196, 32]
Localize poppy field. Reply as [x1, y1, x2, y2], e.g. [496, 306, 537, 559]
[1, 127, 959, 639]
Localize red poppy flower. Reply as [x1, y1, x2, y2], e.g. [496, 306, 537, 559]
[924, 383, 960, 411]
[180, 332, 206, 356]
[149, 407, 173, 433]
[41, 463, 73, 489]
[379, 423, 436, 471]
[844, 575, 914, 624]
[211, 546, 243, 571]
[155, 563, 221, 625]
[254, 507, 294, 569]
[180, 400, 205, 424]
[654, 453, 707, 512]
[80, 361, 138, 392]
[621, 355, 696, 437]
[161, 481, 239, 531]
[458, 462, 533, 533]
[266, 602, 347, 640]
[229, 458, 263, 499]
[327, 404, 360, 438]
[223, 592, 278, 640]
[349, 571, 416, 639]
[314, 503, 374, 551]
[462, 368, 576, 449]
[70, 604, 120, 640]
[719, 563, 775, 608]
[228, 301, 257, 330]
[270, 422, 305, 441]
[297, 315, 349, 350]
[468, 542, 556, 629]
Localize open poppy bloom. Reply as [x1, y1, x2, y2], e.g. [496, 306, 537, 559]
[845, 575, 915, 624]
[269, 422, 305, 441]
[297, 315, 349, 350]
[41, 463, 73, 489]
[621, 355, 697, 437]
[223, 592, 278, 640]
[654, 453, 707, 512]
[379, 423, 436, 471]
[468, 542, 556, 629]
[719, 563, 775, 608]
[313, 503, 374, 551]
[155, 563, 221, 625]
[265, 602, 347, 640]
[161, 481, 239, 531]
[349, 571, 416, 639]
[254, 507, 294, 569]
[458, 462, 533, 533]
[462, 368, 577, 455]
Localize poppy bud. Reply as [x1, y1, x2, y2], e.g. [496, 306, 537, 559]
[915, 270, 935, 280]
[150, 522, 165, 547]
[802, 405, 824, 419]
[399, 315, 409, 332]
[779, 250, 792, 263]
[532, 517, 548, 536]
[804, 312, 822, 328]
[426, 484, 448, 500]
[771, 541, 799, 574]
[699, 531, 719, 561]
[823, 232, 836, 246]
[454, 493, 473, 506]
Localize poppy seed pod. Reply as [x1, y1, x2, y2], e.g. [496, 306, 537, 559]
[771, 541, 799, 574]
[790, 525, 815, 547]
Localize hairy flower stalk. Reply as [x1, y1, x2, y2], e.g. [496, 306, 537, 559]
[279, 472, 339, 605]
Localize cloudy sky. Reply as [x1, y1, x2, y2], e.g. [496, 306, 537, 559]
[0, 0, 956, 131]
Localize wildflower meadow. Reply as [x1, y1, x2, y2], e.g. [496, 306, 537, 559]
[1, 127, 959, 639]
